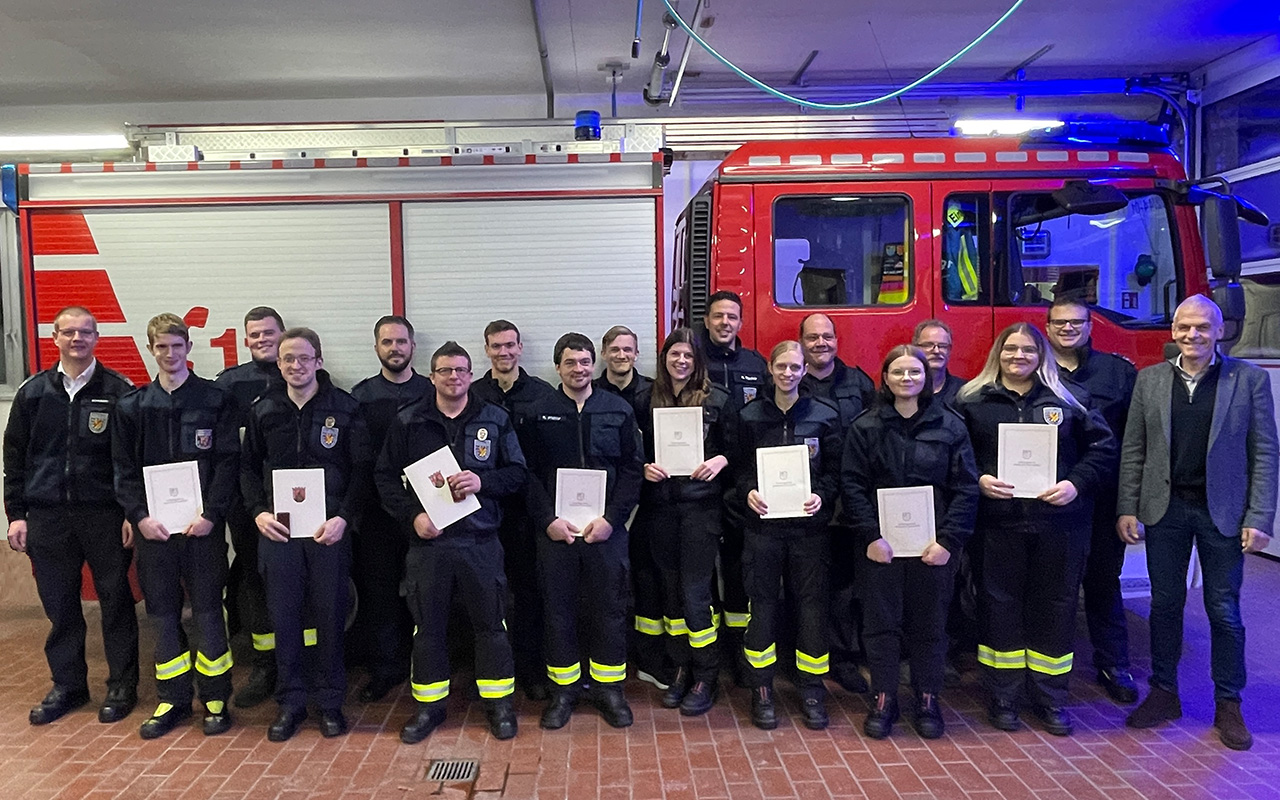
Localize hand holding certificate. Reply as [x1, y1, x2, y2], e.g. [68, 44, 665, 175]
[555, 468, 607, 535]
[755, 445, 812, 519]
[143, 461, 203, 535]
[272, 468, 327, 538]
[403, 446, 483, 532]
[653, 407, 704, 477]
[997, 423, 1058, 499]
[876, 486, 936, 558]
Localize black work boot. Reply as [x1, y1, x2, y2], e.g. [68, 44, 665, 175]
[662, 667, 691, 709]
[486, 698, 518, 740]
[591, 685, 633, 728]
[400, 702, 447, 744]
[233, 665, 276, 709]
[863, 692, 899, 739]
[679, 680, 717, 717]
[913, 693, 944, 739]
[540, 689, 577, 730]
[1214, 699, 1253, 751]
[750, 685, 778, 731]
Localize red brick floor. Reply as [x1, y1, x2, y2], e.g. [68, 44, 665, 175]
[5, 557, 1280, 799]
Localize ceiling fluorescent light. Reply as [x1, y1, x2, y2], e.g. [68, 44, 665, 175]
[0, 134, 130, 152]
[954, 118, 1064, 136]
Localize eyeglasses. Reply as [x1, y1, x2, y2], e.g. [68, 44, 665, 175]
[432, 366, 471, 376]
[773, 364, 804, 373]
[55, 327, 96, 339]
[280, 355, 316, 366]
[917, 342, 951, 351]
[1047, 319, 1088, 330]
[1000, 345, 1039, 356]
[888, 369, 924, 379]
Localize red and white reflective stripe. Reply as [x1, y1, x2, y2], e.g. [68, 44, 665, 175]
[719, 150, 1152, 168]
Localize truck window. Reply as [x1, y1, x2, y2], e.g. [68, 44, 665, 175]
[772, 195, 911, 308]
[941, 193, 990, 305]
[999, 191, 1179, 324]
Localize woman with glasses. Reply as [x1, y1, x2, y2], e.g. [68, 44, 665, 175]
[955, 324, 1115, 736]
[734, 341, 843, 731]
[634, 328, 731, 715]
[841, 345, 979, 739]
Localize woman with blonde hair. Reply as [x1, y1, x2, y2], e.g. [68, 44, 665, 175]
[955, 323, 1115, 736]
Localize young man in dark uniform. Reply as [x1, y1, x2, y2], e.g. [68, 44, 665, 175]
[522, 333, 643, 730]
[215, 306, 285, 708]
[242, 327, 371, 741]
[376, 341, 526, 743]
[473, 319, 556, 700]
[113, 313, 240, 739]
[350, 315, 431, 702]
[4, 306, 139, 727]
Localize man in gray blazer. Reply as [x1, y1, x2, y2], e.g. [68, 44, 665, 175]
[1117, 295, 1277, 751]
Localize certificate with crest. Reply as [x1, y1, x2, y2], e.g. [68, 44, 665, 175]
[997, 423, 1058, 499]
[403, 446, 482, 531]
[272, 468, 327, 538]
[555, 468, 608, 534]
[756, 444, 811, 519]
[143, 461, 203, 534]
[876, 486, 936, 557]
[653, 407, 704, 476]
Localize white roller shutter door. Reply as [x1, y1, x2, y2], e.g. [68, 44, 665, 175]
[403, 198, 658, 381]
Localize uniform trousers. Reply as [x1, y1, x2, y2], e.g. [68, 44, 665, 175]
[629, 504, 672, 676]
[226, 496, 274, 667]
[1081, 487, 1131, 672]
[259, 535, 350, 711]
[862, 556, 956, 696]
[537, 529, 629, 690]
[499, 506, 544, 687]
[136, 528, 231, 705]
[402, 537, 515, 705]
[979, 513, 1089, 707]
[742, 529, 829, 696]
[26, 505, 139, 695]
[352, 508, 412, 682]
[649, 499, 721, 683]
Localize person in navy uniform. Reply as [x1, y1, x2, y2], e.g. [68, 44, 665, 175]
[913, 320, 966, 408]
[242, 327, 371, 742]
[113, 313, 240, 739]
[376, 341, 526, 743]
[349, 315, 431, 703]
[521, 332, 643, 730]
[4, 306, 139, 728]
[215, 306, 286, 709]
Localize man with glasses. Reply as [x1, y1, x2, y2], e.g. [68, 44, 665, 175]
[5, 306, 139, 728]
[242, 327, 371, 741]
[1044, 297, 1137, 705]
[375, 342, 526, 743]
[912, 320, 965, 407]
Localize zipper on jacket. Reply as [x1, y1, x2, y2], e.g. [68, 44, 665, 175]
[63, 394, 75, 503]
[576, 406, 587, 467]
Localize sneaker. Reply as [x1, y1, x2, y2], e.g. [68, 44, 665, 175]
[988, 699, 1021, 732]
[750, 686, 777, 731]
[863, 692, 899, 740]
[1125, 686, 1182, 729]
[1097, 668, 1139, 704]
[1033, 705, 1073, 736]
[1214, 699, 1252, 751]
[636, 670, 670, 691]
[661, 667, 691, 709]
[679, 680, 716, 717]
[914, 693, 944, 739]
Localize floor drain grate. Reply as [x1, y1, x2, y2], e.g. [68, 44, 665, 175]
[425, 759, 479, 783]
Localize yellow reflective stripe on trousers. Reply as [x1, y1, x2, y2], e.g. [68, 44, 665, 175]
[589, 660, 627, 684]
[795, 650, 830, 675]
[196, 650, 234, 677]
[477, 677, 515, 699]
[411, 680, 449, 703]
[634, 616, 664, 636]
[303, 628, 318, 647]
[155, 652, 193, 680]
[977, 645, 1027, 669]
[547, 663, 582, 686]
[743, 643, 776, 669]
[723, 611, 750, 629]
[688, 625, 718, 649]
[663, 617, 689, 636]
[1026, 649, 1073, 676]
[252, 632, 275, 652]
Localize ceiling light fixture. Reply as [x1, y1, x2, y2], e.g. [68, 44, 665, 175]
[953, 118, 1064, 136]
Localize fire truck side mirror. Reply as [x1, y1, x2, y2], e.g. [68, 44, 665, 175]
[1202, 194, 1243, 280]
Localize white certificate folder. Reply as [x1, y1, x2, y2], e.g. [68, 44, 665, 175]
[272, 468, 327, 539]
[555, 468, 608, 533]
[756, 444, 811, 519]
[143, 461, 203, 533]
[653, 407, 704, 476]
[876, 486, 936, 558]
[403, 446, 482, 531]
[997, 423, 1058, 499]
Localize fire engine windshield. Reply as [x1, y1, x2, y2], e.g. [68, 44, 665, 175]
[998, 191, 1179, 325]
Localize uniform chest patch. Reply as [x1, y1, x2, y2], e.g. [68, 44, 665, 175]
[805, 436, 820, 459]
[88, 411, 108, 434]
[476, 427, 489, 441]
[1043, 407, 1063, 426]
[474, 439, 491, 461]
[195, 429, 213, 450]
[321, 425, 339, 449]
[742, 386, 758, 403]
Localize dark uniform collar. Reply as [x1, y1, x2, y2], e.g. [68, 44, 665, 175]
[701, 328, 743, 361]
[419, 390, 482, 426]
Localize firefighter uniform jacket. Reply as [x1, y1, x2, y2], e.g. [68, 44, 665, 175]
[634, 385, 733, 504]
[840, 402, 979, 554]
[521, 388, 643, 534]
[215, 359, 283, 426]
[4, 364, 134, 517]
[733, 394, 843, 532]
[375, 393, 527, 543]
[473, 367, 556, 429]
[593, 370, 653, 416]
[702, 331, 770, 411]
[1058, 342, 1137, 443]
[799, 358, 875, 429]
[351, 371, 433, 455]
[241, 372, 372, 525]
[112, 375, 240, 529]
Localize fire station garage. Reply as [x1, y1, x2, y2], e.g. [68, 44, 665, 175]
[0, 1, 1278, 798]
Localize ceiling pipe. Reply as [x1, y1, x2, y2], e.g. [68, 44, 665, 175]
[668, 0, 704, 107]
[677, 77, 1166, 104]
[529, 0, 555, 119]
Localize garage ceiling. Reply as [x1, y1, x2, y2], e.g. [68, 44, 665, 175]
[0, 0, 1271, 107]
